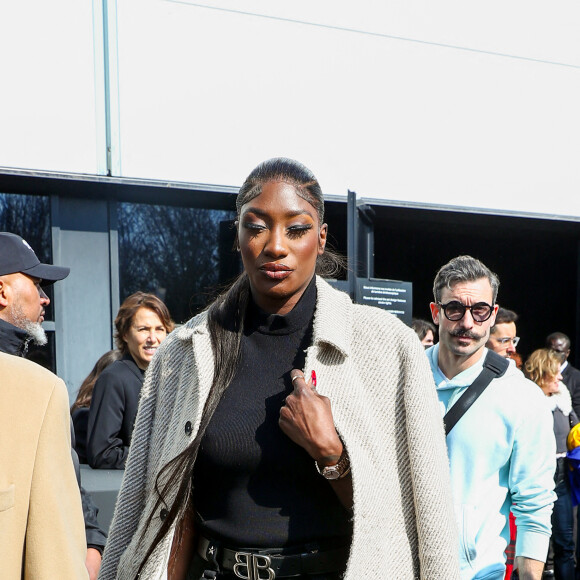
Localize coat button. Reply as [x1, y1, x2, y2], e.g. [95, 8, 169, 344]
[160, 508, 168, 521]
[185, 421, 192, 436]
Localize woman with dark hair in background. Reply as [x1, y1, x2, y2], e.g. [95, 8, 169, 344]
[87, 292, 174, 469]
[411, 318, 437, 348]
[99, 158, 459, 579]
[71, 349, 122, 463]
[525, 348, 577, 580]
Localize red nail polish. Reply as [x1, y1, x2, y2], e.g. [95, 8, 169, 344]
[311, 370, 317, 387]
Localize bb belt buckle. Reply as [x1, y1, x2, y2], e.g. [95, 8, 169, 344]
[233, 551, 276, 580]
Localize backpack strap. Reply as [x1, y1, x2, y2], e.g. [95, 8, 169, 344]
[444, 350, 510, 436]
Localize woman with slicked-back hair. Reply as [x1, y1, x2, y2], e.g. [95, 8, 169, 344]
[99, 158, 459, 579]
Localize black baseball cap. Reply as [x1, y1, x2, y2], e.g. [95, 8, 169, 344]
[0, 232, 70, 285]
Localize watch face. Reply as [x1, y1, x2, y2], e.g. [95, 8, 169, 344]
[323, 467, 341, 480]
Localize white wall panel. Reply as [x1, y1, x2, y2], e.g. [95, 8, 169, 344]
[2, 1, 579, 218]
[114, 1, 580, 217]
[0, 1, 101, 174]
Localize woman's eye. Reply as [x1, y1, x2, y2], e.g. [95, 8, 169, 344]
[243, 222, 265, 232]
[287, 225, 312, 238]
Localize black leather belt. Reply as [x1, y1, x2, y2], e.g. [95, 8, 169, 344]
[197, 536, 350, 579]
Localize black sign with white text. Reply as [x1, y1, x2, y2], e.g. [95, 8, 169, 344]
[356, 278, 412, 325]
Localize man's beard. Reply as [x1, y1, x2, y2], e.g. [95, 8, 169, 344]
[10, 302, 47, 346]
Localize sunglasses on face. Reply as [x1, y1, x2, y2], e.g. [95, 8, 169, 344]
[438, 301, 494, 323]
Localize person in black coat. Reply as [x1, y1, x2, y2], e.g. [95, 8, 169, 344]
[547, 332, 580, 418]
[71, 349, 122, 463]
[546, 332, 580, 578]
[87, 292, 173, 469]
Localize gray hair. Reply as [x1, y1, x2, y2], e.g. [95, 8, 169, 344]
[433, 255, 500, 304]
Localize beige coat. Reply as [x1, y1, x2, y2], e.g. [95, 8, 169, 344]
[0, 352, 88, 579]
[100, 277, 460, 579]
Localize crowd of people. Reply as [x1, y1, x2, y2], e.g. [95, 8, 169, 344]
[414, 304, 580, 580]
[0, 157, 578, 580]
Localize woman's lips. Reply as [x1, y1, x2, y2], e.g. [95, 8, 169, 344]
[259, 263, 293, 280]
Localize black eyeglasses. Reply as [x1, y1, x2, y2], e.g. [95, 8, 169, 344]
[438, 301, 494, 322]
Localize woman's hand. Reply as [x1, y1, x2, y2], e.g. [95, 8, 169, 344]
[279, 369, 343, 464]
[280, 369, 354, 511]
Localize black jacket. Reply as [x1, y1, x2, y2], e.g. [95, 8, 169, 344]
[562, 362, 580, 418]
[72, 406, 90, 464]
[86, 354, 144, 469]
[0, 318, 30, 356]
[0, 318, 107, 552]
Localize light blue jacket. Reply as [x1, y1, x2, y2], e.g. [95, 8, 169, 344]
[427, 345, 556, 580]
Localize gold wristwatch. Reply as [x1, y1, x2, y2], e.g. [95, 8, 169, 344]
[315, 448, 351, 480]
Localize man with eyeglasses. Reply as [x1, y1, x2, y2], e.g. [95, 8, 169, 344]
[427, 255, 555, 580]
[486, 307, 520, 360]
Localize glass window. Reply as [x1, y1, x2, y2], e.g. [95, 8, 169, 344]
[25, 333, 56, 373]
[0, 193, 54, 319]
[0, 192, 55, 371]
[117, 202, 238, 324]
[0, 193, 51, 262]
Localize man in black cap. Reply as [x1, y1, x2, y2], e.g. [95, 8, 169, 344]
[0, 232, 106, 579]
[0, 232, 69, 354]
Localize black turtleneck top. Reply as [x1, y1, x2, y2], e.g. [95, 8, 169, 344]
[192, 277, 352, 548]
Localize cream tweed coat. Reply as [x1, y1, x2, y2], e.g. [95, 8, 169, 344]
[99, 277, 460, 579]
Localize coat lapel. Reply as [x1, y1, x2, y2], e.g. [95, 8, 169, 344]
[312, 276, 352, 358]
